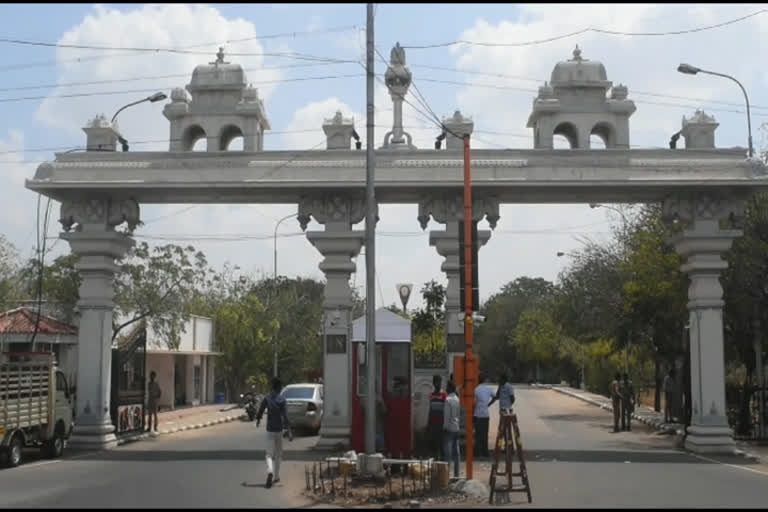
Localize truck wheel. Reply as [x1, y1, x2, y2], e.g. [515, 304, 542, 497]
[46, 430, 65, 459]
[8, 435, 23, 468]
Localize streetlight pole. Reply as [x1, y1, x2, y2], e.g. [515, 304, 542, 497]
[677, 63, 754, 158]
[274, 213, 298, 279]
[111, 92, 168, 152]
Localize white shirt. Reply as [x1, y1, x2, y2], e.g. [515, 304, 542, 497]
[474, 384, 494, 418]
[443, 393, 461, 433]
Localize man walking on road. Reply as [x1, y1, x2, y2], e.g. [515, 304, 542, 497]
[611, 372, 622, 433]
[256, 377, 292, 489]
[473, 374, 493, 458]
[621, 372, 635, 431]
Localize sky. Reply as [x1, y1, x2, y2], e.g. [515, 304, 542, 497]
[0, 3, 767, 311]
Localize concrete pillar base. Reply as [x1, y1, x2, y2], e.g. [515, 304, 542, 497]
[68, 424, 118, 451]
[684, 425, 736, 454]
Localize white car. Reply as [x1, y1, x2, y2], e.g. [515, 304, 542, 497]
[281, 383, 324, 434]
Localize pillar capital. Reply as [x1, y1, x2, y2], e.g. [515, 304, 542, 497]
[60, 197, 141, 234]
[418, 194, 500, 230]
[298, 193, 376, 232]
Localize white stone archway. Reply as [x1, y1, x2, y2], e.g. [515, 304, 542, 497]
[27, 45, 768, 455]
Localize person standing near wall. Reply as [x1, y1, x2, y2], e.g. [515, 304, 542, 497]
[146, 371, 161, 435]
[621, 372, 635, 431]
[427, 374, 447, 459]
[611, 372, 623, 433]
[256, 377, 293, 489]
[473, 374, 493, 458]
[443, 380, 461, 478]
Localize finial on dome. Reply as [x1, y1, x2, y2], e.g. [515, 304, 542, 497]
[572, 45, 582, 61]
[215, 47, 226, 65]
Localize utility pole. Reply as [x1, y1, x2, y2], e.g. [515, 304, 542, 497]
[462, 134, 475, 479]
[364, 2, 377, 455]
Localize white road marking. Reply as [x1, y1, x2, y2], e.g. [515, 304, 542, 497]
[690, 453, 768, 477]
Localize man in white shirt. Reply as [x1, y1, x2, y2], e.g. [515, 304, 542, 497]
[473, 374, 493, 458]
[443, 381, 461, 478]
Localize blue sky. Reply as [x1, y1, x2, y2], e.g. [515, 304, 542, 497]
[0, 3, 766, 309]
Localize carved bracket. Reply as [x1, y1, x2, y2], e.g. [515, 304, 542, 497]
[418, 194, 500, 230]
[60, 198, 141, 233]
[297, 194, 378, 230]
[662, 192, 745, 229]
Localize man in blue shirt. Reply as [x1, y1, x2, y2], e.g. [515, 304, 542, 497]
[256, 377, 292, 489]
[489, 372, 515, 415]
[473, 373, 493, 458]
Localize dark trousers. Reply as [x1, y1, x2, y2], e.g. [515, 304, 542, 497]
[612, 399, 621, 431]
[621, 402, 632, 431]
[473, 417, 490, 457]
[429, 423, 443, 460]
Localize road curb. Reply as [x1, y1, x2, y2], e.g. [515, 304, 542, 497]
[115, 413, 247, 446]
[544, 385, 762, 462]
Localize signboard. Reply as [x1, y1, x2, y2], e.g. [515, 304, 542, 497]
[116, 404, 145, 435]
[326, 334, 347, 354]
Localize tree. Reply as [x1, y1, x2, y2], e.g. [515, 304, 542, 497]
[22, 242, 211, 348]
[512, 306, 561, 382]
[475, 277, 556, 381]
[411, 280, 445, 336]
[114, 242, 212, 347]
[619, 204, 687, 410]
[0, 235, 23, 309]
[212, 294, 279, 397]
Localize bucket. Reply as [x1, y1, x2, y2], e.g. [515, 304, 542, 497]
[215, 392, 226, 404]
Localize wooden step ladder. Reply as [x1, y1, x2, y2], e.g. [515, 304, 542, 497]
[488, 410, 532, 505]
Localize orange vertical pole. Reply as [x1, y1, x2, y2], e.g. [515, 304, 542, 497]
[463, 134, 474, 480]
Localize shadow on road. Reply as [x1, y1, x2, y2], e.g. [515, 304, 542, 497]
[68, 448, 337, 463]
[523, 448, 754, 465]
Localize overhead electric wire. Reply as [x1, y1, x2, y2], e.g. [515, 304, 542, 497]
[0, 61, 361, 93]
[0, 72, 365, 104]
[401, 9, 768, 49]
[0, 25, 361, 53]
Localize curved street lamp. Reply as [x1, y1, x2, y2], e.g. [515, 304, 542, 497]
[677, 63, 753, 158]
[111, 92, 168, 151]
[274, 212, 298, 279]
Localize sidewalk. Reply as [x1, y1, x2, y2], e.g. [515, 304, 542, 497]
[116, 403, 246, 445]
[540, 384, 766, 462]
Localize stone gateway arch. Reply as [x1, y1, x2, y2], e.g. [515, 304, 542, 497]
[27, 45, 768, 454]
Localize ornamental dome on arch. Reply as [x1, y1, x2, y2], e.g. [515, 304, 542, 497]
[187, 47, 247, 92]
[549, 45, 611, 89]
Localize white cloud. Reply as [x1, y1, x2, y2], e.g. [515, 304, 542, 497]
[0, 130, 64, 264]
[36, 4, 283, 148]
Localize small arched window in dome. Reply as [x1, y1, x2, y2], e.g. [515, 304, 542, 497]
[219, 125, 244, 151]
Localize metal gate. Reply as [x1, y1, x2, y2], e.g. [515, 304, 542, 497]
[110, 322, 147, 437]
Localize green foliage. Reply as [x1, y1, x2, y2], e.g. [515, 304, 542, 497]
[476, 277, 556, 380]
[0, 235, 25, 310]
[114, 242, 212, 347]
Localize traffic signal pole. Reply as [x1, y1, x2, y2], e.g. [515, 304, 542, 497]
[463, 134, 475, 479]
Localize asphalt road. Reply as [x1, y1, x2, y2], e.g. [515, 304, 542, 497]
[483, 385, 768, 508]
[2, 387, 768, 508]
[0, 418, 319, 508]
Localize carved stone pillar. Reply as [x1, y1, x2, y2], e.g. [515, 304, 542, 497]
[663, 192, 745, 454]
[59, 198, 140, 450]
[419, 195, 500, 375]
[299, 194, 370, 449]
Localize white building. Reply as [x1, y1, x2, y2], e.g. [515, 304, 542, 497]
[144, 315, 221, 410]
